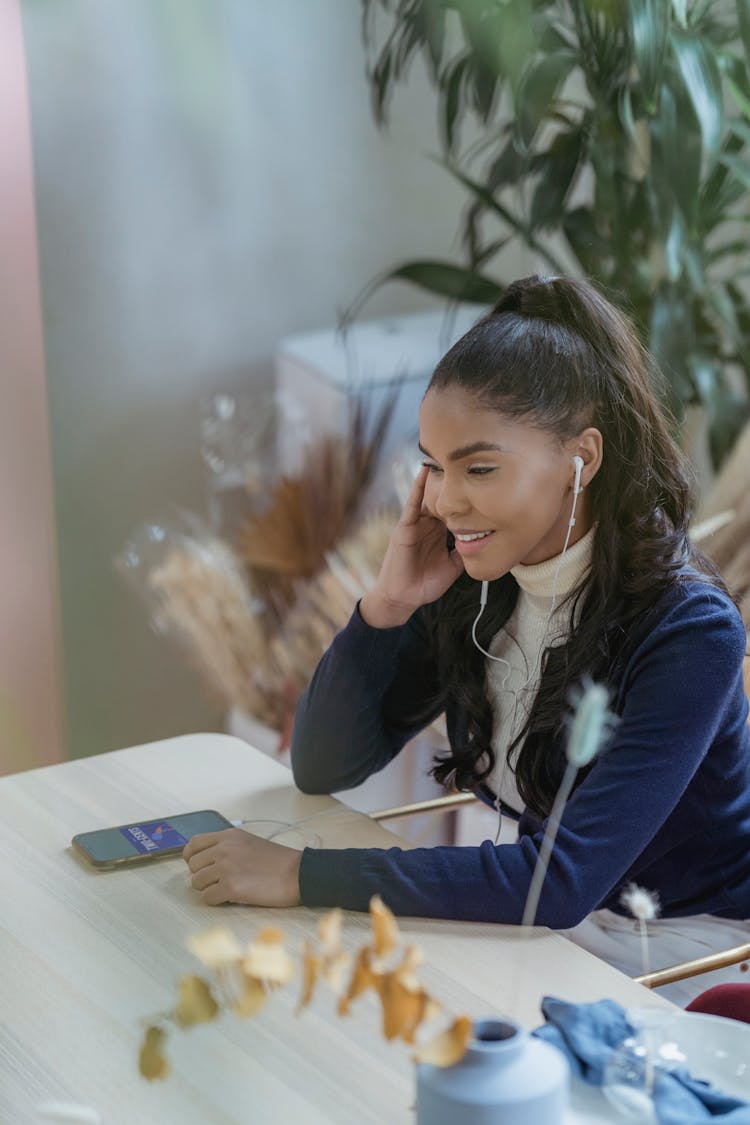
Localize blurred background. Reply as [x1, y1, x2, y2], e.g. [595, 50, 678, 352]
[2, 1, 749, 822]
[0, 1, 533, 776]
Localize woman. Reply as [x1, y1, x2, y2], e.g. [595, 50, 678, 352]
[184, 276, 750, 1000]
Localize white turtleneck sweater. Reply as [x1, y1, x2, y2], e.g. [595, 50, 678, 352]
[486, 524, 596, 813]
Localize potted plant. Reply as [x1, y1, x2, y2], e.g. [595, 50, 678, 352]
[359, 0, 750, 469]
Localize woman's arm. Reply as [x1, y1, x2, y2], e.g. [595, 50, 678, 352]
[290, 601, 445, 794]
[297, 584, 750, 927]
[291, 465, 462, 795]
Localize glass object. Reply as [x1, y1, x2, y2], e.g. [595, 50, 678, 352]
[200, 391, 276, 540]
[603, 1006, 750, 1121]
[601, 1007, 674, 1122]
[599, 1002, 750, 1122]
[114, 509, 264, 639]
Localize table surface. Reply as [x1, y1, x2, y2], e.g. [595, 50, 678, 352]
[0, 733, 673, 1125]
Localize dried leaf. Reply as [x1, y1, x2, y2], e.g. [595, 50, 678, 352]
[297, 940, 322, 1012]
[186, 926, 243, 969]
[321, 950, 352, 996]
[243, 935, 295, 985]
[413, 1015, 473, 1067]
[318, 909, 343, 955]
[338, 947, 378, 1016]
[234, 972, 267, 1018]
[370, 895, 399, 958]
[399, 946, 424, 974]
[257, 927, 285, 944]
[174, 975, 220, 1028]
[139, 1026, 171, 1080]
[379, 970, 435, 1042]
[402, 993, 441, 1045]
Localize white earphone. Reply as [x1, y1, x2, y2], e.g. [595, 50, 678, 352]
[472, 453, 586, 838]
[472, 454, 585, 664]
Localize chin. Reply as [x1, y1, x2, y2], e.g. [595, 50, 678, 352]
[461, 555, 514, 583]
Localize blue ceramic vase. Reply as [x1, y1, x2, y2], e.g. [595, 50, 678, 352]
[416, 1017, 569, 1125]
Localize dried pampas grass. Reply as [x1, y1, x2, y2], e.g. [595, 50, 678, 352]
[269, 508, 398, 699]
[147, 535, 285, 728]
[145, 508, 398, 733]
[236, 395, 395, 581]
[126, 393, 401, 733]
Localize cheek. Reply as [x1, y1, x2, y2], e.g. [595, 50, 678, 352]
[492, 470, 562, 525]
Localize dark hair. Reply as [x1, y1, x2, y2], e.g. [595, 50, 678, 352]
[427, 274, 724, 817]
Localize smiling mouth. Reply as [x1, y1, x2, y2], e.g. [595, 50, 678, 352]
[453, 531, 493, 542]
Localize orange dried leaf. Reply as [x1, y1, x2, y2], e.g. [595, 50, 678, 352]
[402, 992, 441, 1045]
[297, 940, 321, 1013]
[370, 895, 399, 958]
[243, 937, 295, 986]
[321, 950, 352, 996]
[380, 971, 424, 1041]
[186, 926, 242, 969]
[318, 909, 343, 955]
[234, 972, 267, 1018]
[338, 946, 378, 1016]
[399, 945, 424, 974]
[174, 975, 219, 1028]
[413, 1015, 473, 1067]
[257, 927, 285, 943]
[139, 1025, 170, 1081]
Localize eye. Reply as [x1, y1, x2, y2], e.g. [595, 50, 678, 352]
[468, 465, 496, 476]
[422, 461, 442, 474]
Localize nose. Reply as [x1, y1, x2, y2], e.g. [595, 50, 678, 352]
[431, 473, 471, 522]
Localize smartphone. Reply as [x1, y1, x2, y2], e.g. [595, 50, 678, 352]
[71, 809, 233, 869]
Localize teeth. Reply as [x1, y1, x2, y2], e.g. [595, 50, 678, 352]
[455, 532, 491, 542]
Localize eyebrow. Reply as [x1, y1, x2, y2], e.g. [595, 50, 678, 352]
[418, 441, 508, 462]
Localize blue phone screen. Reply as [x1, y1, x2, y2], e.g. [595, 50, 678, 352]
[119, 819, 189, 854]
[74, 810, 231, 863]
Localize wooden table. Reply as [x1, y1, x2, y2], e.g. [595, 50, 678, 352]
[0, 734, 672, 1124]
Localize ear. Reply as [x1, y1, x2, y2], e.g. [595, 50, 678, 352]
[568, 428, 603, 490]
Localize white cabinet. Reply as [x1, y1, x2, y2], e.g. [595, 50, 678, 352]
[275, 305, 486, 498]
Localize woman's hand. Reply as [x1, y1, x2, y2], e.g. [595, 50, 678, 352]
[360, 465, 464, 627]
[183, 828, 302, 907]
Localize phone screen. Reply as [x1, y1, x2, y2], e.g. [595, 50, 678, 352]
[72, 809, 232, 867]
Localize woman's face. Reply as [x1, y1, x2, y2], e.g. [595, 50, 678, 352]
[418, 384, 594, 580]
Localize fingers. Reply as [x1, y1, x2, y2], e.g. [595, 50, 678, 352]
[400, 464, 429, 523]
[190, 862, 220, 891]
[183, 829, 230, 862]
[186, 848, 217, 874]
[184, 831, 302, 909]
[202, 882, 230, 907]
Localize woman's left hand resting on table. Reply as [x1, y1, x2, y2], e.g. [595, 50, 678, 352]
[183, 828, 302, 907]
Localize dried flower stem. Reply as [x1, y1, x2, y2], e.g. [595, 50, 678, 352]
[521, 760, 577, 929]
[638, 919, 650, 978]
[620, 884, 659, 978]
[522, 682, 614, 929]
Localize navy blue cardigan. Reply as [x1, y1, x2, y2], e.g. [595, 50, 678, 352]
[291, 576, 750, 929]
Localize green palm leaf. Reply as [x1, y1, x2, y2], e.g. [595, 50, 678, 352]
[671, 31, 724, 166]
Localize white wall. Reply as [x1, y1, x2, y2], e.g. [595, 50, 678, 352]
[21, 1, 529, 758]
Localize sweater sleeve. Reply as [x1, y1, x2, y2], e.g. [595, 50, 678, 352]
[298, 583, 749, 929]
[290, 603, 444, 794]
